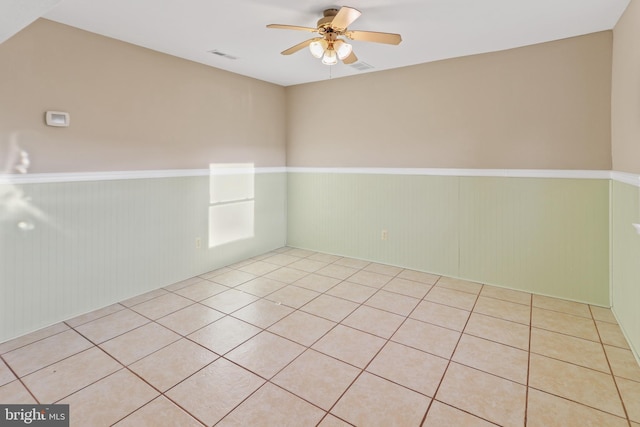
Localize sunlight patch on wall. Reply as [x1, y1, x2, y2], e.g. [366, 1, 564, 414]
[208, 163, 255, 247]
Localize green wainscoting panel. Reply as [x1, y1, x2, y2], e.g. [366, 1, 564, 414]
[611, 180, 640, 360]
[287, 173, 610, 306]
[287, 173, 460, 276]
[459, 177, 610, 305]
[0, 172, 286, 342]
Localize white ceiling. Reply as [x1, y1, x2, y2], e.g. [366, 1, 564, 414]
[4, 0, 632, 87]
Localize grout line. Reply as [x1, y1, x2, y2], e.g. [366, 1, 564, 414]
[525, 292, 533, 427]
[590, 305, 633, 427]
[418, 283, 484, 426]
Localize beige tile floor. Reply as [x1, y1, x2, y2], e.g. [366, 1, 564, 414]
[1, 247, 639, 426]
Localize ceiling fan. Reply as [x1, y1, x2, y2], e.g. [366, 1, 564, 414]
[266, 6, 402, 65]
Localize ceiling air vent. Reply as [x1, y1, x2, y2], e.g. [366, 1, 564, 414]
[208, 50, 238, 60]
[349, 62, 374, 71]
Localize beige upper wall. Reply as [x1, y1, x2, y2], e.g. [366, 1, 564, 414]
[0, 19, 286, 173]
[286, 32, 613, 169]
[612, 0, 640, 174]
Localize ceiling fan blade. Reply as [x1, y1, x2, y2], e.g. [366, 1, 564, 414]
[281, 37, 322, 55]
[342, 51, 358, 64]
[330, 6, 362, 30]
[344, 30, 402, 45]
[267, 24, 318, 33]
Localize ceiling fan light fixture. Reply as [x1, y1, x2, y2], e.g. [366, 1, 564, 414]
[321, 48, 338, 65]
[334, 39, 353, 60]
[309, 40, 327, 58]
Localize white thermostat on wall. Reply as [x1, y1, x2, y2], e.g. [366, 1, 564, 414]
[45, 111, 70, 127]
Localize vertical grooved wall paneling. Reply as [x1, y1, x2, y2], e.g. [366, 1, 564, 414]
[0, 172, 287, 342]
[287, 172, 610, 306]
[611, 180, 640, 360]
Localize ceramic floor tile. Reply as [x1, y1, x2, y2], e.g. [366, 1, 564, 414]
[210, 270, 256, 287]
[228, 259, 256, 269]
[605, 345, 640, 382]
[410, 300, 470, 331]
[325, 282, 378, 304]
[264, 267, 310, 284]
[332, 371, 431, 427]
[293, 273, 341, 293]
[341, 305, 405, 339]
[231, 299, 294, 328]
[166, 357, 264, 426]
[235, 277, 287, 297]
[217, 382, 325, 427]
[473, 296, 531, 325]
[367, 341, 448, 397]
[424, 286, 477, 311]
[129, 293, 194, 320]
[0, 359, 15, 386]
[237, 260, 281, 276]
[364, 290, 420, 316]
[75, 309, 150, 344]
[382, 277, 432, 299]
[272, 349, 361, 410]
[225, 331, 305, 379]
[173, 280, 229, 301]
[529, 353, 625, 417]
[114, 396, 203, 427]
[300, 294, 359, 322]
[364, 262, 403, 277]
[99, 322, 181, 365]
[264, 285, 320, 309]
[65, 303, 125, 328]
[156, 303, 225, 336]
[268, 310, 336, 347]
[590, 306, 618, 323]
[164, 276, 204, 291]
[436, 276, 483, 294]
[479, 285, 531, 306]
[200, 289, 259, 314]
[530, 327, 609, 372]
[334, 257, 370, 269]
[437, 362, 526, 427]
[121, 288, 169, 307]
[283, 248, 317, 258]
[596, 321, 631, 348]
[527, 388, 629, 427]
[317, 414, 353, 427]
[198, 267, 232, 281]
[397, 269, 440, 285]
[617, 376, 640, 422]
[452, 334, 528, 384]
[0, 380, 37, 404]
[308, 252, 342, 263]
[532, 294, 592, 318]
[22, 347, 122, 403]
[188, 316, 261, 355]
[261, 253, 300, 266]
[3, 329, 93, 377]
[464, 313, 530, 350]
[346, 270, 392, 289]
[60, 369, 158, 427]
[129, 339, 217, 392]
[392, 318, 461, 359]
[287, 258, 329, 273]
[423, 401, 496, 427]
[315, 264, 359, 280]
[312, 325, 386, 369]
[531, 307, 599, 342]
[0, 323, 69, 354]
